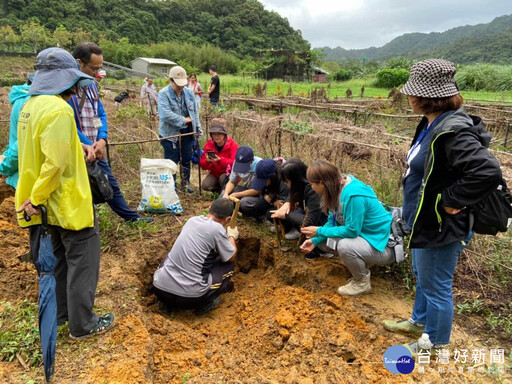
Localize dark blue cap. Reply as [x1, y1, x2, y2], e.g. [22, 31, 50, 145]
[251, 159, 276, 191]
[232, 146, 254, 174]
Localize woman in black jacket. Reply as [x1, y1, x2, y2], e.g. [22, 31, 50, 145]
[270, 159, 327, 257]
[383, 59, 501, 354]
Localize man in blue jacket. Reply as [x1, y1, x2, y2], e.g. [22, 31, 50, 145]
[158, 66, 202, 194]
[69, 42, 152, 223]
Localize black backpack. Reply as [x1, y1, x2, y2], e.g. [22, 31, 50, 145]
[87, 161, 114, 204]
[471, 178, 512, 235]
[114, 92, 129, 103]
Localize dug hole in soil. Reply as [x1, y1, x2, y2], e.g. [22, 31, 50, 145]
[0, 194, 499, 384]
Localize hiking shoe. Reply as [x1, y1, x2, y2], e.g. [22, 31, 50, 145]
[184, 184, 195, 194]
[285, 228, 300, 240]
[194, 298, 222, 316]
[383, 319, 425, 336]
[337, 271, 371, 296]
[403, 341, 444, 359]
[69, 313, 115, 340]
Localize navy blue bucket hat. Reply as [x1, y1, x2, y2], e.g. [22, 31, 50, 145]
[29, 47, 93, 95]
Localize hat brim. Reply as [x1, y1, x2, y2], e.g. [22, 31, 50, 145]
[173, 78, 188, 87]
[232, 160, 251, 174]
[251, 176, 267, 191]
[401, 80, 459, 98]
[29, 68, 94, 95]
[209, 126, 227, 135]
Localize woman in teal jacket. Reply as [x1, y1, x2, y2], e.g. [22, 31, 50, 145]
[300, 160, 394, 296]
[0, 83, 31, 190]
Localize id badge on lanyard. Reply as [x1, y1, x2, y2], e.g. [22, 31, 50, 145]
[93, 116, 102, 129]
[86, 88, 102, 129]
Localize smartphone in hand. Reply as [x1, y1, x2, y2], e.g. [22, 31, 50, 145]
[207, 150, 216, 159]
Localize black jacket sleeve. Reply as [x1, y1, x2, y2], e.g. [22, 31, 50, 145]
[441, 131, 501, 209]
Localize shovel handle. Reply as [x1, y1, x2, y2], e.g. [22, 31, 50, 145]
[228, 196, 240, 228]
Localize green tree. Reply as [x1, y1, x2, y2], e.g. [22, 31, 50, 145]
[72, 28, 93, 47]
[52, 25, 72, 49]
[0, 26, 20, 51]
[20, 20, 50, 53]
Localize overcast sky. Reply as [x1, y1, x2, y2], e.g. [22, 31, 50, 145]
[259, 0, 511, 49]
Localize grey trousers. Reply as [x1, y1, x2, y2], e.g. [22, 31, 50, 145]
[29, 219, 101, 336]
[320, 236, 394, 280]
[202, 173, 227, 193]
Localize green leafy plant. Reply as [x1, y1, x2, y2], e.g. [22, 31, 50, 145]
[282, 121, 313, 134]
[0, 300, 42, 367]
[374, 68, 410, 88]
[456, 299, 485, 315]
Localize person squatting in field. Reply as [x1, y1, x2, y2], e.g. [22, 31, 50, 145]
[300, 160, 395, 296]
[269, 158, 327, 250]
[153, 198, 239, 315]
[199, 117, 238, 193]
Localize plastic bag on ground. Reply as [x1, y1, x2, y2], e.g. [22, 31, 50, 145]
[137, 158, 183, 214]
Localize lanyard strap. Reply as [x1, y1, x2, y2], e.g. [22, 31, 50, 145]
[84, 88, 97, 115]
[407, 112, 447, 162]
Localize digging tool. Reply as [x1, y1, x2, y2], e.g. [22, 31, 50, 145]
[273, 218, 282, 247]
[297, 207, 309, 246]
[228, 196, 240, 229]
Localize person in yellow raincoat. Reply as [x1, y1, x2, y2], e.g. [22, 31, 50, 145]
[16, 47, 115, 340]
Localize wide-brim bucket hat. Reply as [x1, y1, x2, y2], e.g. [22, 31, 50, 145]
[401, 59, 459, 98]
[29, 47, 94, 95]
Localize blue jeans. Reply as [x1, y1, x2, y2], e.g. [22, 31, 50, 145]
[97, 158, 139, 221]
[411, 233, 473, 345]
[160, 135, 193, 186]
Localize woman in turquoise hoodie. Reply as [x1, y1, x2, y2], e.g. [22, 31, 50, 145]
[300, 160, 394, 296]
[0, 82, 31, 191]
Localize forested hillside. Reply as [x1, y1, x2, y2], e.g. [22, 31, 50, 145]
[318, 14, 512, 64]
[0, 0, 310, 57]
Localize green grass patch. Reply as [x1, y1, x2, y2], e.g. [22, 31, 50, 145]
[0, 300, 42, 367]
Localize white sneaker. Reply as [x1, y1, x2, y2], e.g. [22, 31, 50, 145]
[285, 228, 300, 240]
[270, 225, 276, 233]
[337, 271, 371, 296]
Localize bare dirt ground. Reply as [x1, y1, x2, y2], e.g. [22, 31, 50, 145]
[0, 87, 511, 383]
[0, 193, 510, 383]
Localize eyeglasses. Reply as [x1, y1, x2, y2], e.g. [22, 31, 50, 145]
[86, 63, 102, 73]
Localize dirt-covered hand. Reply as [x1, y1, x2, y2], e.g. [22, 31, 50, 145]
[300, 239, 315, 254]
[301, 226, 318, 238]
[227, 226, 239, 241]
[270, 202, 290, 219]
